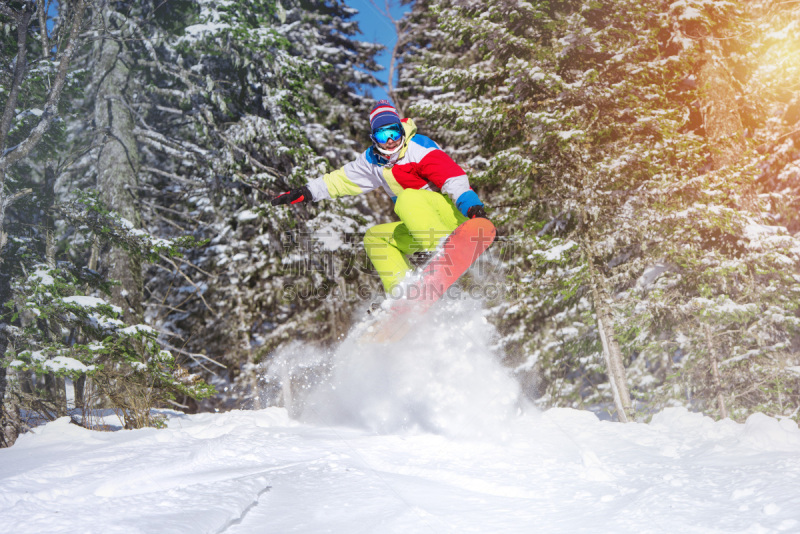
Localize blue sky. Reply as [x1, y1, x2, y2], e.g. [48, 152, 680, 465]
[47, 1, 58, 32]
[344, 0, 412, 102]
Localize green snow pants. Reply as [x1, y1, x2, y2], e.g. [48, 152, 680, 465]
[364, 189, 468, 292]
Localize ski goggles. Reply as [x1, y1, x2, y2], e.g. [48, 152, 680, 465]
[371, 123, 403, 145]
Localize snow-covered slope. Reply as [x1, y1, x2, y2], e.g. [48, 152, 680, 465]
[2, 299, 800, 533]
[2, 406, 800, 533]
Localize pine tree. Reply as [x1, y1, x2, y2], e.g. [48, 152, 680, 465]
[398, 0, 800, 420]
[109, 0, 386, 408]
[0, 1, 221, 441]
[92, 7, 144, 322]
[1, 0, 91, 444]
[19, 0, 383, 413]
[1, 0, 384, 436]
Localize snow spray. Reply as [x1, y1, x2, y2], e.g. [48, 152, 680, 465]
[262, 296, 526, 439]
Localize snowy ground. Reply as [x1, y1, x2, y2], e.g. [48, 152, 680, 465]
[2, 299, 800, 533]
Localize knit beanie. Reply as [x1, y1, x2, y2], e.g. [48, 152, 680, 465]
[369, 100, 401, 132]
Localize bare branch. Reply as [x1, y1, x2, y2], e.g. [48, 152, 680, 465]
[106, 10, 202, 96]
[138, 83, 187, 101]
[165, 398, 190, 409]
[161, 342, 227, 369]
[216, 130, 282, 179]
[141, 165, 207, 188]
[133, 127, 209, 159]
[169, 255, 216, 279]
[37, 0, 50, 57]
[135, 102, 192, 116]
[2, 188, 33, 209]
[0, 3, 21, 20]
[367, 0, 408, 111]
[0, 6, 33, 152]
[0, 0, 88, 172]
[158, 254, 215, 313]
[141, 198, 209, 229]
[152, 263, 206, 312]
[148, 207, 188, 232]
[775, 126, 800, 142]
[233, 171, 274, 198]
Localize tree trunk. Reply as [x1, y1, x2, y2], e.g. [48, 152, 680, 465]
[0, 7, 32, 264]
[703, 323, 728, 419]
[93, 9, 143, 322]
[0, 366, 8, 447]
[44, 163, 57, 267]
[0, 268, 20, 447]
[588, 258, 633, 422]
[36, 0, 49, 57]
[235, 289, 260, 407]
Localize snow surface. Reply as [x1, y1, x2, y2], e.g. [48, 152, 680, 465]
[236, 209, 259, 222]
[43, 355, 94, 373]
[62, 295, 123, 315]
[530, 240, 577, 262]
[29, 266, 55, 286]
[2, 298, 800, 533]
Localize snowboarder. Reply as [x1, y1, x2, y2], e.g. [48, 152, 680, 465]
[271, 100, 489, 293]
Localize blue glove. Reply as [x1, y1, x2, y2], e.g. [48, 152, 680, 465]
[456, 190, 484, 218]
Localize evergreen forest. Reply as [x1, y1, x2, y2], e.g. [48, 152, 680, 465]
[1, 0, 799, 447]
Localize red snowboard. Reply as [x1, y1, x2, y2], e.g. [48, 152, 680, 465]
[359, 217, 497, 344]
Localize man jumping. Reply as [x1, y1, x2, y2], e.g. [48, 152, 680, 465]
[272, 100, 488, 292]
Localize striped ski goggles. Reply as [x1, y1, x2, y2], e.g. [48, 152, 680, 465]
[371, 123, 403, 145]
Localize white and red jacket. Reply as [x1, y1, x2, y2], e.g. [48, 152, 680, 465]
[307, 118, 483, 216]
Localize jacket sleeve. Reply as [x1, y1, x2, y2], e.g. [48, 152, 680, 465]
[418, 145, 483, 217]
[307, 150, 380, 201]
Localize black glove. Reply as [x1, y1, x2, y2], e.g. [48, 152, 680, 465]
[271, 186, 311, 206]
[467, 205, 489, 220]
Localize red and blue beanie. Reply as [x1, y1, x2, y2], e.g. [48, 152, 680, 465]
[369, 100, 401, 132]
